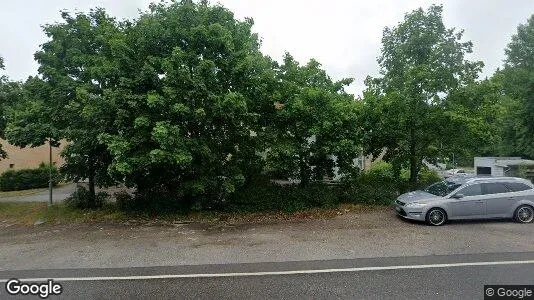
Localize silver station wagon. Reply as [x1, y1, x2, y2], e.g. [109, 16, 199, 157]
[395, 176, 534, 226]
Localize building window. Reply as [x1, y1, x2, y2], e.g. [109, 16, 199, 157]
[9, 164, 14, 169]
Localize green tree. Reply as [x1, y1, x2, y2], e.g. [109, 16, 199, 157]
[264, 53, 362, 185]
[443, 72, 514, 159]
[6, 9, 124, 207]
[502, 15, 534, 158]
[99, 1, 277, 208]
[363, 5, 483, 185]
[0, 55, 25, 159]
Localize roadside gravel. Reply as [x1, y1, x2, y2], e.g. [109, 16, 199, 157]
[1, 209, 533, 271]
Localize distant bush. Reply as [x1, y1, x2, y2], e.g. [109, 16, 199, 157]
[65, 186, 109, 209]
[0, 164, 60, 191]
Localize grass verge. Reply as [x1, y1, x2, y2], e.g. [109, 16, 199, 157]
[0, 202, 389, 227]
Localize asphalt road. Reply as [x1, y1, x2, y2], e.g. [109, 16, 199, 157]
[1, 252, 533, 299]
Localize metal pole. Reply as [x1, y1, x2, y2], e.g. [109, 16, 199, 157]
[48, 139, 53, 207]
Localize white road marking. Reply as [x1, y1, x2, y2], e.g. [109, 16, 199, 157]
[1, 260, 533, 283]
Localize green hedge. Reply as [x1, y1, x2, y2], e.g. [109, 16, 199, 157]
[107, 162, 443, 214]
[227, 179, 339, 214]
[0, 165, 60, 191]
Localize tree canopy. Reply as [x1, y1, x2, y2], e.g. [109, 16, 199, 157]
[5, 8, 124, 206]
[363, 5, 484, 184]
[92, 1, 279, 207]
[264, 53, 362, 185]
[3, 2, 534, 211]
[502, 15, 534, 159]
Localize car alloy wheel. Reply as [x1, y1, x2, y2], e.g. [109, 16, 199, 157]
[426, 208, 447, 226]
[515, 205, 534, 223]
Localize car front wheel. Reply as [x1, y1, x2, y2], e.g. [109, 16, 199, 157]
[426, 208, 447, 226]
[514, 205, 534, 223]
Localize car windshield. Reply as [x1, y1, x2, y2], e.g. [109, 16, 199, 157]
[424, 180, 462, 196]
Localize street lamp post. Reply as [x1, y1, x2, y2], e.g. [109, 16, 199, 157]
[48, 138, 53, 207]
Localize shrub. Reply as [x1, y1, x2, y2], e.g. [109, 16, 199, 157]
[227, 176, 340, 214]
[114, 191, 135, 211]
[65, 186, 109, 209]
[0, 165, 60, 191]
[338, 162, 417, 205]
[417, 168, 442, 188]
[366, 161, 395, 182]
[339, 172, 399, 206]
[113, 186, 192, 214]
[110, 163, 439, 214]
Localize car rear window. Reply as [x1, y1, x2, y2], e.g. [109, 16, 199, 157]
[504, 182, 533, 192]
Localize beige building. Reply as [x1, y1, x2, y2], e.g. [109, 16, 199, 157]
[0, 139, 65, 172]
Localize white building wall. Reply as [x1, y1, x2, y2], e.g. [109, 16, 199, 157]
[492, 166, 505, 177]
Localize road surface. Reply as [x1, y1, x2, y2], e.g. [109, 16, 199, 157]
[1, 208, 534, 299]
[1, 252, 533, 299]
[0, 184, 76, 203]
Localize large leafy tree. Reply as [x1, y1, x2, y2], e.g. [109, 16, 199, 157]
[0, 56, 25, 159]
[363, 5, 483, 185]
[443, 73, 514, 160]
[6, 9, 125, 206]
[502, 15, 534, 158]
[99, 1, 277, 207]
[264, 53, 362, 185]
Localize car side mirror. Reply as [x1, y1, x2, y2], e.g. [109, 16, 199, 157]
[452, 193, 464, 199]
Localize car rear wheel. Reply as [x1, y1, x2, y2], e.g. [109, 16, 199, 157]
[514, 205, 534, 223]
[426, 208, 447, 226]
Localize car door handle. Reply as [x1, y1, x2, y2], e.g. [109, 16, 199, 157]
[474, 201, 484, 203]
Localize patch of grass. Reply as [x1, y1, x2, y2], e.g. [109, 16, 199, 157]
[0, 202, 47, 224]
[0, 202, 389, 227]
[0, 202, 129, 226]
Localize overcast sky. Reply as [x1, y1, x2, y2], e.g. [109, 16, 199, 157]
[1, 0, 533, 96]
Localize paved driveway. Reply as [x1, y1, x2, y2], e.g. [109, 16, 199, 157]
[0, 183, 77, 203]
